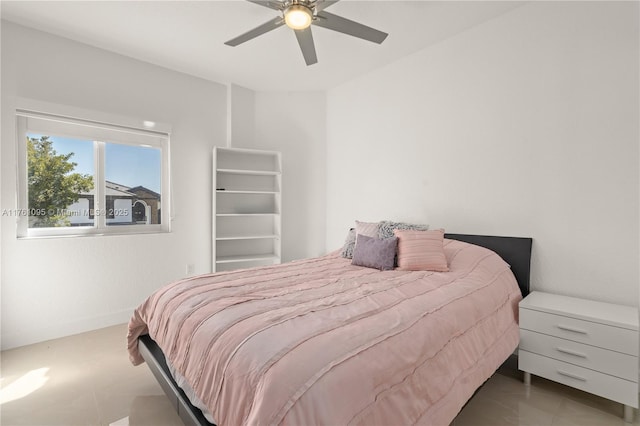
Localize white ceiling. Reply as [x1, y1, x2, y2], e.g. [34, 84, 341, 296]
[1, 1, 524, 91]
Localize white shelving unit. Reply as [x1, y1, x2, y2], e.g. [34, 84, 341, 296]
[213, 147, 281, 272]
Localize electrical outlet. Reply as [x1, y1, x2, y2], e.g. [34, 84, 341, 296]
[186, 264, 195, 275]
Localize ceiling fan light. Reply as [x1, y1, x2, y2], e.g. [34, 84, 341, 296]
[284, 5, 313, 30]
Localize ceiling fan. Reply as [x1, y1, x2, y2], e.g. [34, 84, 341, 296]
[224, 0, 388, 66]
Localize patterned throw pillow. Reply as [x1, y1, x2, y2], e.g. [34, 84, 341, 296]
[355, 220, 380, 238]
[340, 228, 356, 259]
[378, 220, 429, 240]
[394, 229, 449, 272]
[351, 234, 398, 271]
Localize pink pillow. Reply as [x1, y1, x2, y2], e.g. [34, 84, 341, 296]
[393, 229, 449, 272]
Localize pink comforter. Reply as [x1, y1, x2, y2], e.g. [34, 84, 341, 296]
[128, 239, 521, 425]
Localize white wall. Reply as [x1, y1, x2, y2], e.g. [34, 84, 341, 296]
[326, 2, 639, 306]
[228, 83, 255, 148]
[233, 91, 327, 261]
[1, 22, 227, 349]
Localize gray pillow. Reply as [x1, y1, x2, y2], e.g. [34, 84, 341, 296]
[340, 228, 356, 259]
[351, 234, 398, 271]
[378, 220, 429, 239]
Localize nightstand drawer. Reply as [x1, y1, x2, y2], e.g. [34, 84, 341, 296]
[519, 351, 639, 407]
[520, 308, 638, 356]
[520, 329, 637, 381]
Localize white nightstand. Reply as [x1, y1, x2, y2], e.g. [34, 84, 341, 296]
[519, 291, 639, 422]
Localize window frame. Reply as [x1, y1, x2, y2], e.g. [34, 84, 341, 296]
[16, 107, 171, 239]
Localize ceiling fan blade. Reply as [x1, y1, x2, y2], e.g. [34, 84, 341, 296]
[315, 0, 340, 12]
[225, 16, 285, 46]
[294, 27, 318, 66]
[247, 0, 283, 11]
[314, 11, 388, 44]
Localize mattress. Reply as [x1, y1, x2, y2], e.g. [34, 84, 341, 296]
[128, 239, 522, 425]
[166, 357, 217, 423]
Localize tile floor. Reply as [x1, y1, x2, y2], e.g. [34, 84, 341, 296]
[0, 323, 637, 426]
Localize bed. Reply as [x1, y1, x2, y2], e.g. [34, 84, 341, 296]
[127, 233, 532, 426]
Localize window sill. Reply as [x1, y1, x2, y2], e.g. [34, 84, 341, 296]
[17, 226, 170, 240]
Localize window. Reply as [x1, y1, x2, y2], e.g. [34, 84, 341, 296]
[16, 109, 170, 238]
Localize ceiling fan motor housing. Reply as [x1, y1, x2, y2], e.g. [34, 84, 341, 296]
[283, 2, 315, 30]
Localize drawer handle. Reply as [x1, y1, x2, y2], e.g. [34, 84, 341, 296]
[556, 347, 587, 358]
[557, 370, 587, 381]
[557, 324, 588, 334]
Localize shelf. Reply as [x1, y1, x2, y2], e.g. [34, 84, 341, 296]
[216, 190, 278, 195]
[217, 168, 280, 176]
[216, 169, 279, 193]
[216, 213, 278, 217]
[216, 147, 280, 174]
[215, 254, 280, 264]
[216, 235, 278, 241]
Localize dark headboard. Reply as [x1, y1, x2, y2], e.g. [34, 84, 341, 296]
[444, 234, 532, 296]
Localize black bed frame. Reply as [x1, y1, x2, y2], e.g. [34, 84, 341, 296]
[138, 234, 533, 426]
